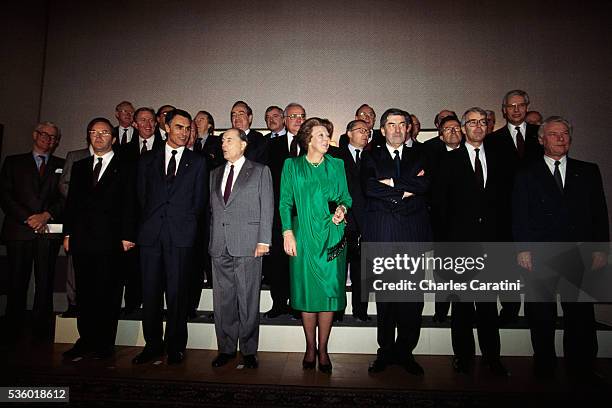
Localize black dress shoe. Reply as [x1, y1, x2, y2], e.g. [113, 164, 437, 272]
[318, 353, 332, 374]
[368, 358, 387, 373]
[402, 358, 424, 376]
[487, 359, 509, 377]
[132, 348, 164, 364]
[60, 305, 78, 318]
[243, 354, 258, 369]
[452, 356, 472, 374]
[212, 352, 236, 367]
[167, 351, 185, 365]
[187, 310, 198, 320]
[353, 312, 371, 322]
[333, 312, 344, 322]
[63, 344, 88, 359]
[432, 313, 448, 323]
[93, 347, 115, 359]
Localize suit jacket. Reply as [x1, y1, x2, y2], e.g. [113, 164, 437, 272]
[136, 147, 208, 247]
[116, 133, 164, 163]
[244, 130, 269, 165]
[267, 135, 294, 231]
[209, 159, 274, 257]
[339, 129, 385, 149]
[112, 126, 139, 145]
[194, 134, 224, 170]
[0, 153, 65, 241]
[512, 157, 609, 245]
[59, 147, 91, 198]
[360, 144, 431, 242]
[432, 144, 508, 242]
[485, 123, 542, 170]
[329, 145, 366, 233]
[64, 154, 135, 253]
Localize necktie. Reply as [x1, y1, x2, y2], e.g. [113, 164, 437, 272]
[474, 148, 484, 189]
[393, 149, 401, 178]
[92, 157, 103, 186]
[355, 149, 361, 168]
[290, 137, 298, 157]
[121, 128, 128, 145]
[195, 138, 203, 152]
[141, 139, 147, 155]
[166, 150, 177, 181]
[223, 164, 234, 204]
[553, 160, 563, 193]
[38, 155, 46, 177]
[515, 126, 525, 158]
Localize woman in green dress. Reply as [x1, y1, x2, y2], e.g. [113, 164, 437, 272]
[279, 117, 352, 373]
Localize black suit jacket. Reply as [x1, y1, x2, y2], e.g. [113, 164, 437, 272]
[339, 129, 385, 149]
[116, 133, 164, 163]
[329, 145, 366, 233]
[64, 154, 135, 253]
[360, 144, 431, 242]
[194, 134, 224, 170]
[112, 126, 139, 145]
[485, 123, 542, 169]
[136, 148, 208, 247]
[244, 130, 269, 165]
[0, 153, 65, 241]
[432, 144, 507, 242]
[512, 157, 609, 245]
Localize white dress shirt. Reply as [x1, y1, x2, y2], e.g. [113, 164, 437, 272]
[221, 155, 246, 194]
[507, 122, 527, 149]
[165, 144, 185, 175]
[92, 150, 115, 182]
[543, 155, 567, 187]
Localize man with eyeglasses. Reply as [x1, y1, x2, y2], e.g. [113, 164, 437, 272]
[486, 89, 543, 325]
[263, 102, 307, 319]
[329, 120, 371, 322]
[432, 107, 509, 377]
[0, 121, 65, 343]
[230, 100, 268, 165]
[112, 101, 137, 146]
[62, 117, 136, 359]
[339, 104, 385, 148]
[264, 106, 286, 138]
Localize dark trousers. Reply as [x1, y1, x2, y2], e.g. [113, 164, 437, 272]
[525, 302, 597, 368]
[120, 247, 141, 310]
[140, 227, 191, 354]
[346, 230, 367, 315]
[188, 222, 209, 313]
[72, 250, 123, 351]
[451, 301, 500, 360]
[262, 229, 290, 310]
[376, 301, 423, 363]
[5, 238, 61, 333]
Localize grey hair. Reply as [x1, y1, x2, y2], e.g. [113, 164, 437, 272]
[284, 102, 305, 117]
[502, 89, 530, 106]
[35, 121, 61, 138]
[538, 116, 573, 139]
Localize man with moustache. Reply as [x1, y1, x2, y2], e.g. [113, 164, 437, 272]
[432, 108, 509, 376]
[263, 102, 306, 318]
[1, 121, 65, 341]
[132, 109, 208, 365]
[112, 101, 137, 146]
[209, 128, 273, 369]
[361, 108, 431, 375]
[62, 117, 136, 359]
[264, 105, 287, 138]
[230, 101, 268, 164]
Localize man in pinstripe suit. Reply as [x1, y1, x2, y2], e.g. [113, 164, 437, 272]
[209, 128, 274, 369]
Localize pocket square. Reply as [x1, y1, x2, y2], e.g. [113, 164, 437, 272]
[55, 168, 63, 174]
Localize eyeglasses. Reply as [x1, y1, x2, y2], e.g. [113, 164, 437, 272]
[350, 127, 369, 134]
[88, 130, 113, 137]
[503, 103, 528, 110]
[465, 119, 487, 127]
[286, 113, 306, 120]
[36, 130, 58, 141]
[358, 112, 375, 119]
[117, 109, 134, 115]
[442, 126, 461, 134]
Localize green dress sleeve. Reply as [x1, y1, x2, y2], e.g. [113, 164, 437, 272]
[279, 158, 294, 233]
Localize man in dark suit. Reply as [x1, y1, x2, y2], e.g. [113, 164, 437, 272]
[132, 109, 208, 365]
[112, 101, 137, 146]
[58, 138, 93, 318]
[209, 128, 274, 369]
[486, 89, 544, 324]
[62, 117, 136, 359]
[339, 104, 385, 148]
[115, 107, 164, 314]
[513, 116, 609, 379]
[432, 107, 510, 376]
[194, 110, 223, 170]
[0, 121, 65, 341]
[230, 101, 268, 165]
[361, 108, 431, 375]
[330, 119, 370, 321]
[263, 102, 306, 318]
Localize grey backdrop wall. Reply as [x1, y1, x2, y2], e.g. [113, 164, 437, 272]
[3, 1, 612, 225]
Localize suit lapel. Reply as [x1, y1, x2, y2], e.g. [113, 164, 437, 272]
[536, 158, 563, 198]
[95, 155, 118, 189]
[215, 166, 224, 205]
[226, 159, 252, 207]
[169, 149, 194, 194]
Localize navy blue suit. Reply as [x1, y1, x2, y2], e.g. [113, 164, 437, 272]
[361, 144, 431, 364]
[137, 147, 208, 354]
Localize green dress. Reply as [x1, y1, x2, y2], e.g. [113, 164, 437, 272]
[279, 154, 352, 312]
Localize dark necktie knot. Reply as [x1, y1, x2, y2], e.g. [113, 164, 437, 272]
[92, 157, 103, 186]
[166, 150, 177, 181]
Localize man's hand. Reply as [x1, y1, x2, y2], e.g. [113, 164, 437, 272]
[283, 231, 297, 257]
[63, 236, 70, 253]
[254, 244, 269, 257]
[122, 240, 136, 252]
[517, 251, 533, 272]
[591, 251, 608, 270]
[26, 212, 51, 231]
